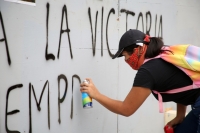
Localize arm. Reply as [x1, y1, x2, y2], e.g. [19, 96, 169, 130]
[166, 103, 186, 127]
[176, 103, 187, 120]
[80, 78, 151, 116]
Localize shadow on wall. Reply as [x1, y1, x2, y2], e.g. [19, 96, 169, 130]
[21, 0, 35, 3]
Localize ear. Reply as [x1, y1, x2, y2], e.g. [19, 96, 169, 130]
[138, 46, 143, 52]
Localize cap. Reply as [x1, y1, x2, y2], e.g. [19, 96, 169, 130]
[112, 29, 146, 59]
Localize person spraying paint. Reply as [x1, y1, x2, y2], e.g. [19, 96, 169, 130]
[80, 29, 200, 133]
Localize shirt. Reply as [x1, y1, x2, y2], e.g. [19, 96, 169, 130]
[133, 58, 200, 105]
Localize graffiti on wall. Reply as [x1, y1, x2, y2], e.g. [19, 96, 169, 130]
[0, 2, 163, 133]
[0, 12, 11, 65]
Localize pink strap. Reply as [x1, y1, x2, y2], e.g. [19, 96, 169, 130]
[153, 84, 198, 113]
[143, 55, 161, 64]
[152, 91, 164, 113]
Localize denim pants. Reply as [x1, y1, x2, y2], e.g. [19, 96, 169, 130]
[174, 96, 200, 133]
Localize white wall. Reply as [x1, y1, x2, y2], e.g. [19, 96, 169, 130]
[0, 0, 200, 133]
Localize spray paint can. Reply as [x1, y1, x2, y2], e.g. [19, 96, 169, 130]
[164, 125, 174, 133]
[82, 79, 93, 109]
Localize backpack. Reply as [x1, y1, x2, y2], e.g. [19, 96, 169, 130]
[144, 44, 200, 113]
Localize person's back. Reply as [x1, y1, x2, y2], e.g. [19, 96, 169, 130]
[134, 58, 200, 105]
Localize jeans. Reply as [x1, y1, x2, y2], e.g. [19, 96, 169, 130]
[174, 96, 200, 133]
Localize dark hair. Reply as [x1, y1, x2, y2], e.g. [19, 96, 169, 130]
[145, 37, 164, 58]
[123, 37, 169, 58]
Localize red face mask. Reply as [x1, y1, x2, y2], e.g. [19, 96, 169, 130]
[125, 48, 140, 70]
[125, 45, 148, 70]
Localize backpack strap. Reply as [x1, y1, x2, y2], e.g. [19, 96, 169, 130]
[153, 84, 198, 113]
[143, 55, 161, 64]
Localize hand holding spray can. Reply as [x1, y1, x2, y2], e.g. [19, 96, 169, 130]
[82, 79, 93, 108]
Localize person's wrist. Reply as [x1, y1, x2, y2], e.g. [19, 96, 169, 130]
[94, 92, 101, 101]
